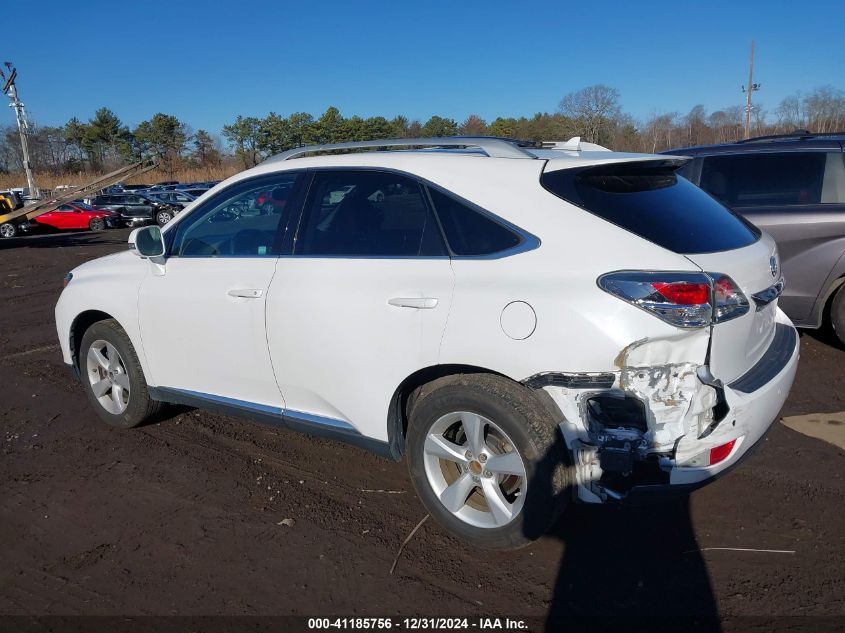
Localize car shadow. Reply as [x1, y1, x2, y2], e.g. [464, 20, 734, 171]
[800, 325, 845, 351]
[524, 438, 721, 632]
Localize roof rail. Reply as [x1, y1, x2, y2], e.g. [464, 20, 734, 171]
[263, 136, 536, 163]
[735, 130, 844, 144]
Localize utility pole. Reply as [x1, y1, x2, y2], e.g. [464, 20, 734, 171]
[1, 63, 39, 199]
[742, 41, 761, 140]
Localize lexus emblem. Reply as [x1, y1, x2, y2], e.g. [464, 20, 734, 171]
[770, 255, 778, 278]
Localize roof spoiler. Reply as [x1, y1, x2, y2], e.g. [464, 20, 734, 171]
[542, 137, 612, 152]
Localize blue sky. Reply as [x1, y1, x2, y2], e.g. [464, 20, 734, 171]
[5, 0, 844, 138]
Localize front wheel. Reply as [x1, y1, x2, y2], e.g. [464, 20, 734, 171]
[0, 222, 17, 238]
[156, 210, 174, 226]
[80, 319, 163, 428]
[406, 374, 571, 549]
[89, 217, 105, 232]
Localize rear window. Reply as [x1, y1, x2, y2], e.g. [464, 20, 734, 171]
[541, 160, 759, 255]
[427, 187, 522, 256]
[700, 151, 843, 207]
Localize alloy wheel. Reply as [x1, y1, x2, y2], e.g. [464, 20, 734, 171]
[423, 411, 527, 528]
[86, 339, 130, 415]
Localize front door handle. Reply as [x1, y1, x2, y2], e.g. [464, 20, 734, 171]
[388, 297, 438, 309]
[227, 288, 264, 299]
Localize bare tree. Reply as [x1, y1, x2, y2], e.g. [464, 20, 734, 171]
[558, 84, 622, 145]
[642, 112, 678, 152]
[805, 85, 845, 133]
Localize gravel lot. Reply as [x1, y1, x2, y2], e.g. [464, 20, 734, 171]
[1, 229, 843, 632]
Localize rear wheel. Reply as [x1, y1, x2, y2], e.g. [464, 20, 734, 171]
[88, 217, 105, 232]
[831, 283, 845, 346]
[0, 222, 17, 238]
[406, 374, 571, 549]
[80, 319, 163, 428]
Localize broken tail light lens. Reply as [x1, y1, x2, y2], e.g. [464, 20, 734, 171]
[710, 274, 750, 323]
[598, 272, 713, 328]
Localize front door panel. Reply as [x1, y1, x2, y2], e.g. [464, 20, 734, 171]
[138, 258, 283, 408]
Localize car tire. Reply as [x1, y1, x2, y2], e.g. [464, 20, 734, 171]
[0, 222, 17, 238]
[831, 283, 845, 346]
[405, 373, 571, 550]
[79, 319, 163, 429]
[156, 210, 173, 226]
[89, 217, 105, 232]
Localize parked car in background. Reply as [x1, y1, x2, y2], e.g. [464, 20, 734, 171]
[1, 201, 116, 238]
[31, 202, 116, 232]
[664, 131, 845, 345]
[145, 191, 196, 209]
[87, 193, 181, 226]
[57, 136, 798, 549]
[120, 184, 151, 192]
[147, 183, 181, 192]
[255, 185, 294, 213]
[182, 188, 210, 198]
[0, 189, 24, 210]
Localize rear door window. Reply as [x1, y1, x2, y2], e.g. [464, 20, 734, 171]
[700, 152, 832, 207]
[542, 160, 759, 255]
[296, 170, 445, 257]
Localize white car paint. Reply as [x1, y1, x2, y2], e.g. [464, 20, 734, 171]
[55, 143, 799, 504]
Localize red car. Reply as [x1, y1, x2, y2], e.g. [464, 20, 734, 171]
[255, 185, 292, 214]
[33, 202, 116, 232]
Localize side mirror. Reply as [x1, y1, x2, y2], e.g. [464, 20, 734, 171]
[129, 225, 165, 258]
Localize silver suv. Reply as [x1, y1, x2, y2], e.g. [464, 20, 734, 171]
[665, 131, 845, 345]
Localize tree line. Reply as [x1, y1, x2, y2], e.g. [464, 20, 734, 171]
[1, 84, 843, 178]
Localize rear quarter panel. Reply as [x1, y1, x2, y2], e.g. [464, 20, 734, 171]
[425, 161, 710, 378]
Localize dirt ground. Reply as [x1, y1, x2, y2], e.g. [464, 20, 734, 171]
[0, 229, 843, 632]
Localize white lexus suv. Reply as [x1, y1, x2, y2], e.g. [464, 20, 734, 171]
[56, 137, 799, 549]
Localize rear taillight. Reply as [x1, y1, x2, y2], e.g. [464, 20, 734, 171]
[599, 272, 713, 328]
[710, 274, 750, 323]
[598, 271, 749, 329]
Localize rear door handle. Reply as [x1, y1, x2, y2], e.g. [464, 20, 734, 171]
[227, 288, 264, 299]
[388, 297, 438, 309]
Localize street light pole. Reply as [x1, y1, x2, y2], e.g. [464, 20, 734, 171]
[742, 41, 761, 140]
[2, 65, 39, 199]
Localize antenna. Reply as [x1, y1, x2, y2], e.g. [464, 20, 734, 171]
[741, 41, 761, 140]
[1, 63, 38, 199]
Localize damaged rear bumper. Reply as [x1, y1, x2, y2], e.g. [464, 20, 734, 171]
[533, 311, 799, 504]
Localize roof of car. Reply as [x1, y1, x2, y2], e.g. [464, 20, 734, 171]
[256, 136, 674, 172]
[663, 131, 845, 156]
